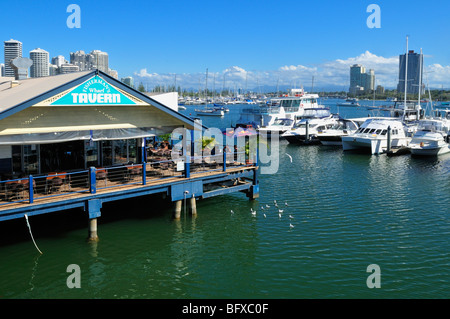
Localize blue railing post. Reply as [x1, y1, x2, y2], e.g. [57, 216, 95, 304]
[89, 167, 96, 194]
[185, 160, 190, 178]
[223, 149, 227, 172]
[28, 175, 34, 204]
[142, 162, 147, 185]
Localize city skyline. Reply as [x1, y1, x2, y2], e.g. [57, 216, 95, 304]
[1, 0, 449, 91]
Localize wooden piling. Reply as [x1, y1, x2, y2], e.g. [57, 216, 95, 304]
[189, 196, 197, 216]
[87, 218, 99, 242]
[173, 200, 182, 219]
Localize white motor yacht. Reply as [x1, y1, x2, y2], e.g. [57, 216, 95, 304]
[257, 118, 295, 137]
[316, 118, 362, 146]
[282, 108, 340, 145]
[237, 89, 324, 129]
[409, 111, 450, 156]
[341, 118, 411, 154]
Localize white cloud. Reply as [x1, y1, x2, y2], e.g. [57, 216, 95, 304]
[133, 52, 450, 91]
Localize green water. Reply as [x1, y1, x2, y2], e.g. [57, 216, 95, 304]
[0, 102, 449, 299]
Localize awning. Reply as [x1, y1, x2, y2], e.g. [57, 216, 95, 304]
[0, 127, 163, 145]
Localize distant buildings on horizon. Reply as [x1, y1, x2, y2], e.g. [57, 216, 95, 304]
[349, 49, 424, 96]
[2, 38, 120, 80]
[349, 64, 375, 95]
[397, 50, 423, 95]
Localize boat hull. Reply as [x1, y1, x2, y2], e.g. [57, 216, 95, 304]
[317, 134, 344, 146]
[410, 145, 450, 156]
[284, 134, 321, 145]
[342, 136, 410, 155]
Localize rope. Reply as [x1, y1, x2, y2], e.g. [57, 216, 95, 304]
[24, 214, 43, 255]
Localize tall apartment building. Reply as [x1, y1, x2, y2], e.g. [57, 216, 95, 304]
[51, 55, 68, 68]
[349, 64, 375, 94]
[4, 39, 22, 77]
[121, 76, 134, 88]
[30, 48, 49, 78]
[70, 49, 109, 72]
[397, 50, 423, 95]
[60, 63, 80, 74]
[90, 50, 109, 73]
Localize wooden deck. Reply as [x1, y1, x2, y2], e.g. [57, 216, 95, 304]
[0, 164, 258, 221]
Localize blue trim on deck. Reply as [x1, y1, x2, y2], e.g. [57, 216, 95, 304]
[0, 164, 259, 222]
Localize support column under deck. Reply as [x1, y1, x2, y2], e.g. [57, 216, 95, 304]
[173, 200, 182, 219]
[86, 199, 102, 242]
[88, 218, 99, 242]
[189, 196, 197, 216]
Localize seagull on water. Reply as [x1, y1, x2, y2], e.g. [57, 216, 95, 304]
[289, 223, 295, 228]
[289, 215, 294, 219]
[251, 208, 256, 216]
[285, 201, 288, 206]
[278, 209, 284, 213]
[278, 213, 282, 218]
[263, 214, 267, 218]
[265, 204, 270, 208]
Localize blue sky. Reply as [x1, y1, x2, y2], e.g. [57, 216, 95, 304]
[1, 0, 449, 90]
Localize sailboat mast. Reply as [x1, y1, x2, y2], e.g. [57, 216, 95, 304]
[205, 68, 208, 103]
[404, 36, 409, 110]
[418, 48, 423, 114]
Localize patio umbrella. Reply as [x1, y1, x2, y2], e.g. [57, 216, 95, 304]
[232, 127, 258, 137]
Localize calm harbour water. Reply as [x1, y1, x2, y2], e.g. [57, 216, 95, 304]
[0, 99, 449, 299]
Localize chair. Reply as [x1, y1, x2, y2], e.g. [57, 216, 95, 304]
[45, 172, 67, 194]
[95, 168, 108, 187]
[5, 181, 24, 201]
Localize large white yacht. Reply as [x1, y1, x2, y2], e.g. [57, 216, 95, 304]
[238, 89, 323, 129]
[257, 118, 295, 137]
[316, 118, 363, 146]
[341, 118, 411, 154]
[409, 110, 450, 156]
[281, 108, 340, 145]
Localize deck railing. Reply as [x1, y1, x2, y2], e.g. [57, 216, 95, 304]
[0, 152, 257, 207]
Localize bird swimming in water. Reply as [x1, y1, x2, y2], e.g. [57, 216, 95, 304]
[289, 223, 294, 228]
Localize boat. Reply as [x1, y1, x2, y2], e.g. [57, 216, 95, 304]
[281, 108, 340, 145]
[237, 88, 325, 129]
[195, 107, 224, 116]
[341, 118, 411, 154]
[257, 118, 295, 137]
[337, 98, 360, 107]
[316, 118, 363, 146]
[409, 110, 450, 156]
